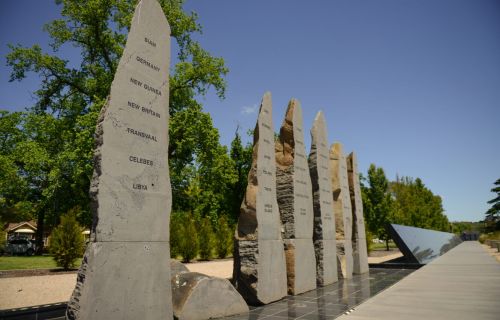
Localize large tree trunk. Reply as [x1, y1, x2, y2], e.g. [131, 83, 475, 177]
[35, 211, 45, 255]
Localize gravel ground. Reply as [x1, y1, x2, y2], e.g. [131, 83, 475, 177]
[0, 251, 401, 310]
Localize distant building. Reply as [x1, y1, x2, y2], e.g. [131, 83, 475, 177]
[5, 221, 38, 241]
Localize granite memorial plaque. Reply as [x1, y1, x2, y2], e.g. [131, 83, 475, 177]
[233, 92, 288, 305]
[308, 111, 338, 286]
[67, 0, 173, 318]
[276, 99, 317, 294]
[347, 152, 369, 274]
[329, 143, 353, 279]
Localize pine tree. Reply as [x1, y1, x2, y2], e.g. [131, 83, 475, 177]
[49, 208, 85, 270]
[485, 178, 500, 231]
[198, 216, 214, 260]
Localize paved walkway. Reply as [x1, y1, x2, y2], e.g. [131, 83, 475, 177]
[0, 254, 399, 310]
[336, 241, 500, 320]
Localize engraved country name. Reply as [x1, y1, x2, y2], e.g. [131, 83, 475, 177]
[127, 101, 161, 118]
[262, 123, 271, 130]
[126, 127, 158, 142]
[130, 77, 162, 96]
[295, 179, 307, 185]
[145, 37, 156, 47]
[299, 208, 307, 216]
[295, 166, 306, 172]
[129, 155, 153, 166]
[264, 203, 273, 213]
[264, 155, 271, 160]
[262, 169, 273, 176]
[133, 183, 148, 190]
[136, 55, 160, 72]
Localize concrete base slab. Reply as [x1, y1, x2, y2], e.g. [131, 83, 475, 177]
[233, 239, 287, 305]
[353, 237, 369, 274]
[314, 239, 338, 286]
[67, 242, 172, 320]
[284, 238, 317, 295]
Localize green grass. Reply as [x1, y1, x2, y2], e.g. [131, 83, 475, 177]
[371, 241, 398, 250]
[0, 255, 82, 270]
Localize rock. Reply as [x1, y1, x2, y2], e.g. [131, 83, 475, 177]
[171, 259, 189, 277]
[66, 1, 173, 318]
[329, 143, 353, 279]
[276, 99, 317, 294]
[308, 111, 338, 286]
[347, 152, 369, 274]
[172, 272, 249, 320]
[233, 92, 287, 305]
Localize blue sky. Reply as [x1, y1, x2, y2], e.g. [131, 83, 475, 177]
[1, 0, 499, 222]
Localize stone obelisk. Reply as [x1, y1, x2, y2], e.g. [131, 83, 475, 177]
[347, 152, 369, 274]
[308, 111, 338, 286]
[67, 0, 172, 318]
[233, 92, 287, 305]
[276, 99, 317, 295]
[330, 143, 353, 279]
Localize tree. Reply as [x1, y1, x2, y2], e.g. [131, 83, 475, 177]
[361, 164, 394, 250]
[215, 215, 233, 259]
[4, 0, 231, 248]
[485, 178, 500, 231]
[49, 207, 85, 270]
[390, 177, 450, 232]
[198, 216, 214, 260]
[227, 128, 252, 223]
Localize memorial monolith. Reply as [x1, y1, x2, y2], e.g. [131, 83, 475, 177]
[233, 92, 287, 305]
[67, 0, 172, 318]
[347, 152, 369, 274]
[308, 111, 338, 286]
[329, 143, 353, 279]
[276, 99, 317, 295]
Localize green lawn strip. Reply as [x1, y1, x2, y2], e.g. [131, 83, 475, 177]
[0, 255, 82, 270]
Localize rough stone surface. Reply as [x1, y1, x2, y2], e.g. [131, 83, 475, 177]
[171, 259, 189, 277]
[172, 272, 248, 320]
[283, 239, 317, 295]
[233, 92, 287, 305]
[67, 1, 172, 319]
[276, 99, 316, 294]
[308, 111, 338, 286]
[347, 152, 369, 275]
[329, 143, 353, 279]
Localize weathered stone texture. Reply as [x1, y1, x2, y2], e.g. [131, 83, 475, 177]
[308, 111, 337, 286]
[329, 143, 353, 279]
[172, 272, 248, 320]
[276, 99, 316, 294]
[67, 1, 173, 319]
[347, 152, 369, 274]
[233, 92, 287, 305]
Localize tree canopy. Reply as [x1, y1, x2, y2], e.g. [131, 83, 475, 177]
[361, 164, 451, 249]
[1, 0, 236, 252]
[485, 178, 500, 231]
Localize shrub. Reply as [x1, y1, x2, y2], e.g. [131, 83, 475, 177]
[215, 216, 233, 259]
[365, 230, 374, 254]
[170, 212, 182, 258]
[0, 220, 6, 253]
[49, 209, 85, 270]
[170, 212, 199, 262]
[198, 216, 214, 260]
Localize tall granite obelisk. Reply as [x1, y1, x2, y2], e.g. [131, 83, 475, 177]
[308, 111, 338, 286]
[276, 99, 317, 295]
[233, 92, 288, 305]
[347, 152, 369, 274]
[329, 143, 353, 279]
[67, 0, 172, 318]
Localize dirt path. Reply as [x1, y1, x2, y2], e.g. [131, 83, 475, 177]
[0, 252, 400, 310]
